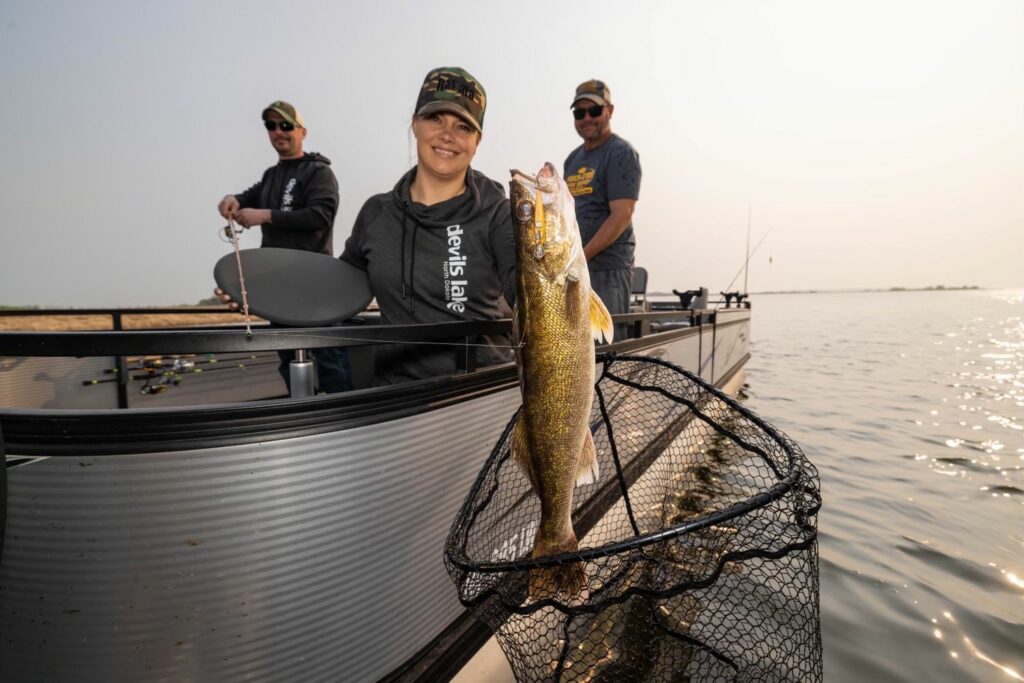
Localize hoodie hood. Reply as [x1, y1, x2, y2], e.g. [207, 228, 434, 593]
[304, 151, 331, 165]
[391, 166, 505, 227]
[280, 151, 332, 166]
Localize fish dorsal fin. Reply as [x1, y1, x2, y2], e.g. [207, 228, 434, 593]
[575, 430, 600, 487]
[589, 291, 614, 344]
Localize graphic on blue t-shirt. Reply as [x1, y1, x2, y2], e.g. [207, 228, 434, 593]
[566, 166, 595, 196]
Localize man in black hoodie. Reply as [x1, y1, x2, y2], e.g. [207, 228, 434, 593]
[218, 101, 351, 392]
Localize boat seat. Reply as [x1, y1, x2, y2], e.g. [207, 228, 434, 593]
[630, 267, 649, 312]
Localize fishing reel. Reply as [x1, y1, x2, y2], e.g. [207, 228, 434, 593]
[220, 223, 248, 242]
[140, 373, 183, 395]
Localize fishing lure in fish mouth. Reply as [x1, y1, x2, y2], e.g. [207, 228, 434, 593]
[510, 163, 578, 265]
[533, 188, 546, 259]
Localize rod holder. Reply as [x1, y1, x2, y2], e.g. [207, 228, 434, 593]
[289, 349, 316, 398]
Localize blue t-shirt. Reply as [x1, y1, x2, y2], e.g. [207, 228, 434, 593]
[563, 133, 641, 271]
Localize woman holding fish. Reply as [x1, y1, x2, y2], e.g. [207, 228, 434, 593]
[339, 66, 518, 385]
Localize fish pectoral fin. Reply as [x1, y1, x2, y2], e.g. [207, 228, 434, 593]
[512, 302, 521, 346]
[575, 430, 600, 487]
[511, 417, 539, 493]
[589, 291, 614, 344]
[512, 303, 525, 385]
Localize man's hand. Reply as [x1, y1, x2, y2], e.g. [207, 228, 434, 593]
[214, 287, 239, 311]
[234, 208, 272, 229]
[218, 195, 240, 219]
[583, 198, 636, 261]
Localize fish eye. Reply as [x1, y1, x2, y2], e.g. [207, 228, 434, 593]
[515, 201, 533, 221]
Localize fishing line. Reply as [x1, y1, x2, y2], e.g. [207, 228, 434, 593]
[289, 332, 524, 351]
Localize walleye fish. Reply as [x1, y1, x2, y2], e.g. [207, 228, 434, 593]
[508, 163, 614, 599]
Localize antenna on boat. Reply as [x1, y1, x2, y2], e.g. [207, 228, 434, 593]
[744, 201, 752, 294]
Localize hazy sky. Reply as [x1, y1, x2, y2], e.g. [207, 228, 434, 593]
[1, 0, 1021, 307]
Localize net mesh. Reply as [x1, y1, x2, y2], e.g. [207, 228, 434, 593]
[445, 354, 822, 682]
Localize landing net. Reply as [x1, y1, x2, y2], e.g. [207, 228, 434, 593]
[445, 354, 822, 682]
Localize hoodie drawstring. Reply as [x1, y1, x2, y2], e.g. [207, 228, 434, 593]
[408, 222, 419, 314]
[399, 210, 418, 314]
[400, 215, 408, 301]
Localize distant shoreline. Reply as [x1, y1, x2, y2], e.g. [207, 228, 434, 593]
[645, 285, 986, 298]
[751, 285, 983, 296]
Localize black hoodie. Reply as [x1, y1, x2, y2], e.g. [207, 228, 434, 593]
[235, 152, 339, 255]
[341, 167, 516, 384]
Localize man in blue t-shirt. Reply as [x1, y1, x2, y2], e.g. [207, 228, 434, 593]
[563, 79, 642, 342]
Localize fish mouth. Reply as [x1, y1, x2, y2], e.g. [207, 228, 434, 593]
[510, 162, 576, 264]
[510, 168, 538, 189]
[510, 162, 558, 194]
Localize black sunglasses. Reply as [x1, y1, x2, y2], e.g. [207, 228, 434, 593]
[572, 104, 604, 121]
[263, 119, 296, 132]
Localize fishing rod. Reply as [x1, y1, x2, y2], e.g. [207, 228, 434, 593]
[122, 353, 221, 367]
[136, 357, 278, 395]
[723, 227, 773, 295]
[82, 356, 276, 388]
[93, 353, 251, 378]
[221, 219, 253, 337]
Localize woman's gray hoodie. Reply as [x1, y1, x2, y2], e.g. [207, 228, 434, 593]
[341, 167, 516, 384]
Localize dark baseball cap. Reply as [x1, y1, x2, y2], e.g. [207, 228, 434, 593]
[262, 100, 306, 128]
[415, 67, 487, 133]
[571, 79, 612, 107]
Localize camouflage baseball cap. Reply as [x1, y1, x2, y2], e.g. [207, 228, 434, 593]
[571, 79, 612, 107]
[415, 67, 486, 133]
[262, 100, 306, 128]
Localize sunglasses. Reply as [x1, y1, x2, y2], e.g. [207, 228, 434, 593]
[572, 104, 604, 121]
[263, 119, 296, 132]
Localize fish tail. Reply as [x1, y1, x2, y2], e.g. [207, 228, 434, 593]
[590, 291, 613, 343]
[529, 534, 588, 600]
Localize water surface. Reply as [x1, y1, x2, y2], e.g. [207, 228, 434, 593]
[742, 289, 1023, 682]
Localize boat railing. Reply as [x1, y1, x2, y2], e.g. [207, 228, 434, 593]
[0, 308, 734, 358]
[0, 303, 749, 408]
[0, 307, 248, 330]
